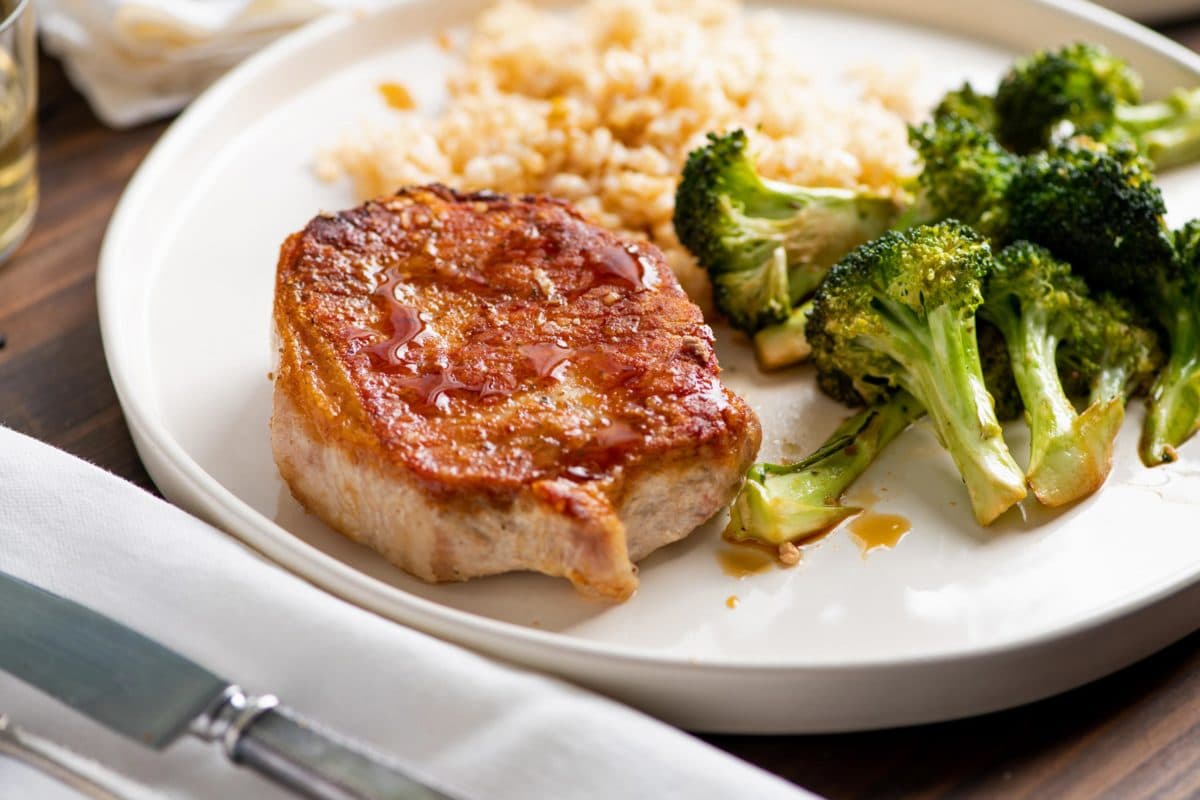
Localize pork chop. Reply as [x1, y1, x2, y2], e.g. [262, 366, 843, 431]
[271, 185, 761, 600]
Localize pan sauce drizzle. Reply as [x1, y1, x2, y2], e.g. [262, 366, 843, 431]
[395, 369, 516, 409]
[592, 244, 645, 290]
[590, 420, 642, 449]
[590, 243, 659, 292]
[716, 546, 775, 578]
[848, 512, 911, 555]
[378, 81, 415, 110]
[522, 342, 575, 379]
[364, 268, 426, 366]
[366, 305, 424, 365]
[522, 343, 642, 387]
[714, 507, 903, 579]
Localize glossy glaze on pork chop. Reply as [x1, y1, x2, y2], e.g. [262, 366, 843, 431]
[272, 185, 760, 599]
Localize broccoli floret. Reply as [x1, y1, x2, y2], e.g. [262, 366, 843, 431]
[995, 43, 1139, 153]
[1007, 138, 1173, 299]
[816, 365, 866, 409]
[1006, 138, 1199, 464]
[807, 222, 1027, 524]
[1139, 221, 1200, 464]
[1059, 293, 1163, 406]
[893, 116, 1020, 239]
[673, 130, 898, 334]
[981, 242, 1125, 506]
[994, 42, 1200, 168]
[933, 82, 997, 133]
[725, 393, 923, 546]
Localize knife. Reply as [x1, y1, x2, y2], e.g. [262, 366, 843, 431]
[0, 571, 453, 800]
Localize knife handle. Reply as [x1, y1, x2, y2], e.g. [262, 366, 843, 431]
[191, 688, 452, 800]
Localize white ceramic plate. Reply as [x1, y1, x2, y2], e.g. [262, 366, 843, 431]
[100, 0, 1200, 733]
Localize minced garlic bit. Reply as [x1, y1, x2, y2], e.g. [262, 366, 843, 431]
[777, 542, 801, 566]
[533, 267, 556, 298]
[680, 335, 708, 361]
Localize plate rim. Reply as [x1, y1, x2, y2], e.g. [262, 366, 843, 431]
[98, 0, 1200, 679]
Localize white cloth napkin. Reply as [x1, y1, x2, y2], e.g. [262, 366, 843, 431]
[38, 0, 384, 128]
[0, 425, 813, 800]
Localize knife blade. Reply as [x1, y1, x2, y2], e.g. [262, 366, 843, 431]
[0, 571, 453, 800]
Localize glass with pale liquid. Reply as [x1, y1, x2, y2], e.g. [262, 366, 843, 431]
[0, 0, 34, 263]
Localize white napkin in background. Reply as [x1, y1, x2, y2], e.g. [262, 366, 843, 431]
[38, 0, 386, 128]
[0, 425, 815, 800]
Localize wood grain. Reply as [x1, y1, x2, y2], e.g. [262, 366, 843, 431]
[3, 22, 1200, 799]
[0, 56, 163, 491]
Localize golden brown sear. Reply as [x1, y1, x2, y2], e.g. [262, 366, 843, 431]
[272, 185, 760, 600]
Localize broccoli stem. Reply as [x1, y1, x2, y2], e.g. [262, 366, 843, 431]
[1005, 317, 1076, 448]
[1139, 117, 1200, 171]
[712, 242, 793, 331]
[764, 188, 899, 301]
[725, 393, 923, 546]
[1141, 305, 1200, 465]
[879, 303, 1026, 524]
[1116, 87, 1200, 169]
[991, 307, 1124, 506]
[1090, 364, 1128, 406]
[753, 301, 812, 370]
[726, 183, 899, 302]
[711, 190, 896, 331]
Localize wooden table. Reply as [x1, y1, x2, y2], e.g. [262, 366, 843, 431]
[4, 21, 1200, 800]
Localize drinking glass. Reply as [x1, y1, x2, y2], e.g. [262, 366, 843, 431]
[0, 0, 35, 263]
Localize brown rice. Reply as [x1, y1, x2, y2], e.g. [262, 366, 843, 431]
[319, 0, 918, 303]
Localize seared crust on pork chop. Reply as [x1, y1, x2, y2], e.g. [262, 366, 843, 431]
[272, 185, 760, 600]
